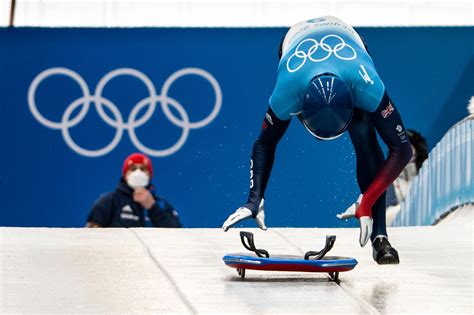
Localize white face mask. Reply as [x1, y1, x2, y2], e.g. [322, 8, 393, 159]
[126, 169, 150, 189]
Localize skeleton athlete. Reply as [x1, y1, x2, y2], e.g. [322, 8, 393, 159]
[223, 16, 412, 264]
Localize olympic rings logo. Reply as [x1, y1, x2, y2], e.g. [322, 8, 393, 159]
[28, 67, 222, 157]
[286, 34, 357, 73]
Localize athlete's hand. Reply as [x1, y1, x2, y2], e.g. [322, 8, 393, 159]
[222, 199, 267, 232]
[336, 194, 373, 247]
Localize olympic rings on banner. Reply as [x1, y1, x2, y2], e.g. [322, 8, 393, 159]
[28, 67, 222, 157]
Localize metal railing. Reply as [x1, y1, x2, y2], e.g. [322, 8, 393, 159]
[393, 115, 474, 226]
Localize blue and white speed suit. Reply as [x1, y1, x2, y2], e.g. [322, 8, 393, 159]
[244, 16, 412, 240]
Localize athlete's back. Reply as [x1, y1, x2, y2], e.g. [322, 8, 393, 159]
[270, 16, 385, 120]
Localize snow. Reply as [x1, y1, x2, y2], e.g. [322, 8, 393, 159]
[1, 205, 472, 314]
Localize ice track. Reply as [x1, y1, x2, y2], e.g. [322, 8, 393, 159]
[1, 205, 472, 314]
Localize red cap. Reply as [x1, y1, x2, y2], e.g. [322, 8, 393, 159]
[122, 153, 153, 178]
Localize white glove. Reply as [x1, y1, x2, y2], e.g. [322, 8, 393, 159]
[336, 194, 373, 247]
[222, 199, 267, 232]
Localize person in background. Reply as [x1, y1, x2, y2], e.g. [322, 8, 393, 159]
[86, 153, 182, 228]
[386, 129, 428, 224]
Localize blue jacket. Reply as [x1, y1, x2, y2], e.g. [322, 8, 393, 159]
[87, 180, 182, 228]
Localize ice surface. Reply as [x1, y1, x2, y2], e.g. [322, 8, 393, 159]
[1, 205, 472, 314]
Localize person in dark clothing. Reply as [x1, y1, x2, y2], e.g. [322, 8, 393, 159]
[86, 153, 182, 228]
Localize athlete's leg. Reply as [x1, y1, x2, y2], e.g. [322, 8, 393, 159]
[348, 108, 387, 240]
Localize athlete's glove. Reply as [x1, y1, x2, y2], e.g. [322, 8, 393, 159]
[336, 194, 373, 247]
[222, 199, 267, 232]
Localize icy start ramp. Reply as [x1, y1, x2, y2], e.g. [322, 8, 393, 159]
[1, 206, 472, 314]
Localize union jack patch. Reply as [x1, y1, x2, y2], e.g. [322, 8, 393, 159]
[381, 102, 394, 118]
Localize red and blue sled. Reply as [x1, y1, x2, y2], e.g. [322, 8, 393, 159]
[223, 232, 357, 281]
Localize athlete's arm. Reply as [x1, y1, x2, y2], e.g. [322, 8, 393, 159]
[243, 107, 291, 214]
[356, 92, 413, 217]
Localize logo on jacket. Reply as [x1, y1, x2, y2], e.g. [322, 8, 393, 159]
[122, 205, 133, 213]
[28, 67, 222, 157]
[121, 205, 139, 221]
[381, 102, 394, 118]
[307, 18, 326, 23]
[396, 125, 408, 143]
[265, 112, 274, 125]
[287, 34, 357, 73]
[358, 65, 374, 85]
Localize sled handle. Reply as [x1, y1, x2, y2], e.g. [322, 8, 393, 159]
[304, 235, 336, 260]
[240, 231, 270, 258]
